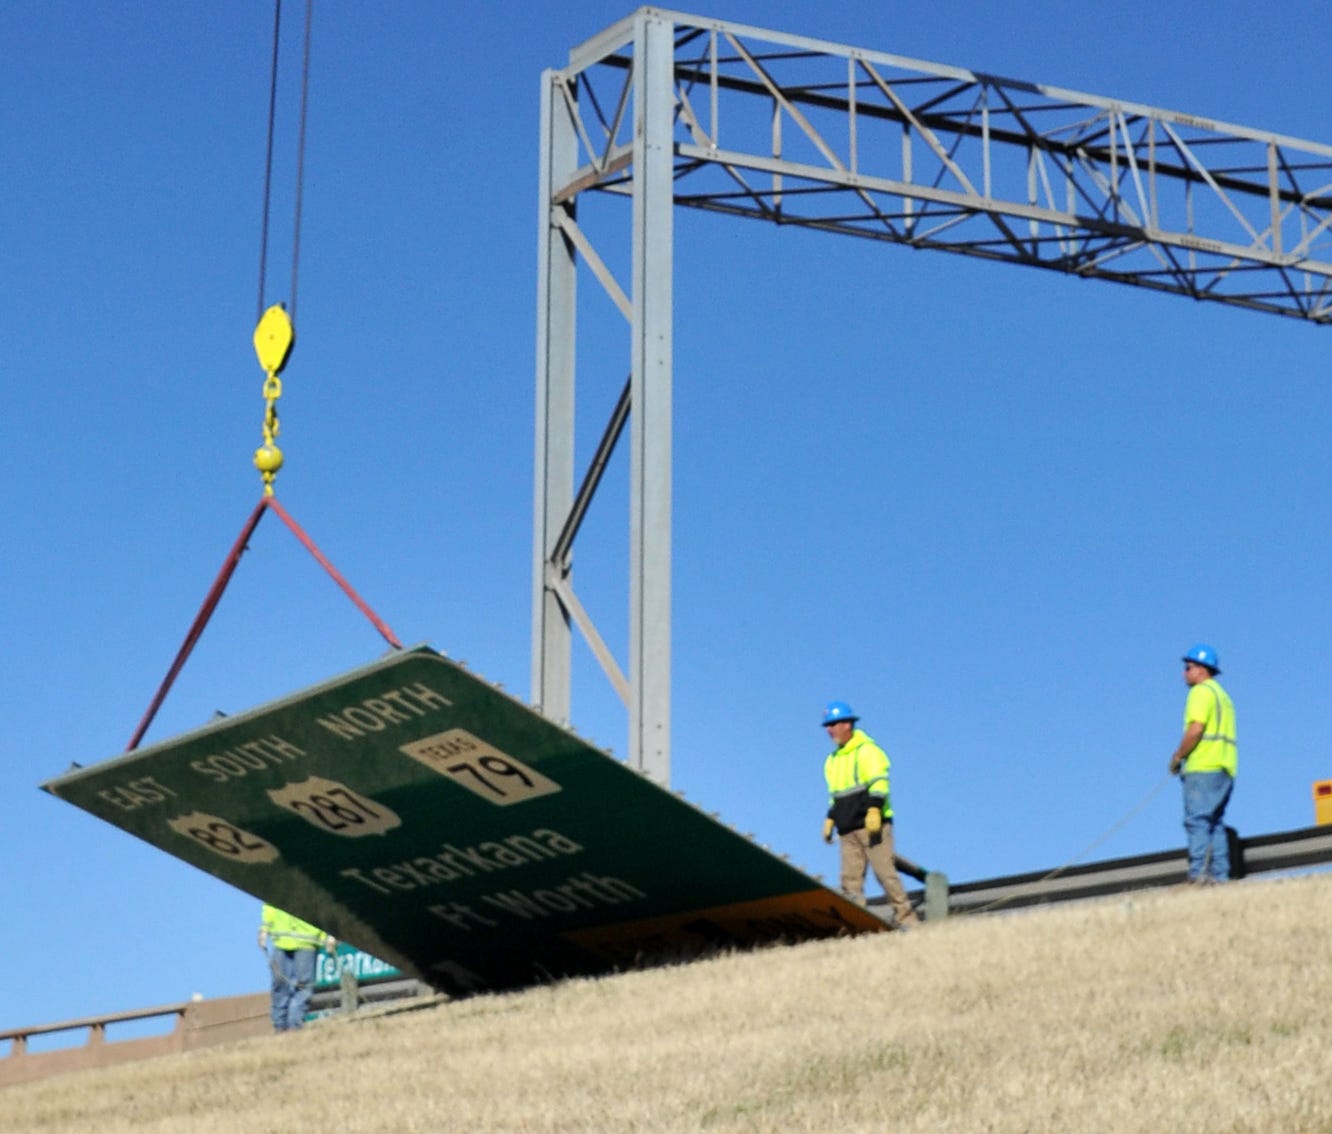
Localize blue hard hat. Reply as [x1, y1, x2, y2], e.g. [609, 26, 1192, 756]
[1182, 643, 1221, 674]
[821, 700, 858, 726]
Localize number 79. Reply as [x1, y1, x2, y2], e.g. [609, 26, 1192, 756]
[400, 730, 561, 805]
[447, 755, 534, 798]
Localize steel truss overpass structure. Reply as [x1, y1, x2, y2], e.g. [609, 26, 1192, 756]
[533, 7, 1332, 784]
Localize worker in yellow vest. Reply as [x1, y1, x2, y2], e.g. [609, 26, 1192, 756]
[821, 701, 920, 928]
[258, 904, 335, 1031]
[1169, 644, 1238, 883]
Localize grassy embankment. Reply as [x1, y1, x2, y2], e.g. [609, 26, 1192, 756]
[7, 873, 1332, 1133]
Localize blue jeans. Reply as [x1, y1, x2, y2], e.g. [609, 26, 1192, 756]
[269, 947, 318, 1031]
[1182, 771, 1234, 881]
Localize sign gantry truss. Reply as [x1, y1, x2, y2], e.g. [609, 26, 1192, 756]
[534, 7, 1332, 782]
[565, 8, 1332, 318]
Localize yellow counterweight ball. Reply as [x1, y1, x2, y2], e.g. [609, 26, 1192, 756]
[253, 443, 285, 474]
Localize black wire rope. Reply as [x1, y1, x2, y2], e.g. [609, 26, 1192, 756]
[255, 0, 314, 324]
[256, 0, 283, 322]
[289, 0, 313, 323]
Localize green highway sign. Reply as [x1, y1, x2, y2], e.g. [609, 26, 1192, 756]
[315, 943, 401, 990]
[44, 647, 883, 993]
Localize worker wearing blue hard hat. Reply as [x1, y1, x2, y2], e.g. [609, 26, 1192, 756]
[820, 700, 919, 928]
[821, 700, 857, 727]
[1169, 644, 1237, 883]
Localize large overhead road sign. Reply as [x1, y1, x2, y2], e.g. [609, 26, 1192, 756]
[44, 647, 882, 994]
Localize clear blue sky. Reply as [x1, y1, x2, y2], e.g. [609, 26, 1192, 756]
[5, 1, 1332, 1031]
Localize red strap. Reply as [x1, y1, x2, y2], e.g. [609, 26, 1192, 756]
[126, 496, 402, 751]
[264, 496, 403, 653]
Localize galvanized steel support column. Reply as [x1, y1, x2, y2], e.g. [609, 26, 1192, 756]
[628, 13, 674, 785]
[532, 66, 578, 725]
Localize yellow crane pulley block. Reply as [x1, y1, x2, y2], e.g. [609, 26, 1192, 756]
[252, 304, 294, 495]
[253, 303, 295, 376]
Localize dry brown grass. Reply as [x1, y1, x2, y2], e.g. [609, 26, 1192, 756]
[7, 873, 1332, 1133]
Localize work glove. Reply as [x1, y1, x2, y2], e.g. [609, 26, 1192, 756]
[822, 817, 835, 843]
[864, 808, 883, 836]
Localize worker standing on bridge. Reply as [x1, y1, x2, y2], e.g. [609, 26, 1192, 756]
[821, 701, 920, 928]
[259, 904, 335, 1031]
[1169, 644, 1238, 883]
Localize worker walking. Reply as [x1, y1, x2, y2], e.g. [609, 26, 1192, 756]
[1169, 644, 1237, 883]
[821, 701, 920, 928]
[259, 903, 335, 1031]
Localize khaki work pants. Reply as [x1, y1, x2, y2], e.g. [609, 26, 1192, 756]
[839, 824, 920, 928]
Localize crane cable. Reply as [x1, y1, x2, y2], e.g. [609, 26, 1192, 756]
[256, 0, 312, 329]
[126, 0, 402, 752]
[252, 0, 313, 496]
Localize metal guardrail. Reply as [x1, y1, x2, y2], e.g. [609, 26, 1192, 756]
[1238, 824, 1332, 875]
[885, 824, 1332, 918]
[308, 976, 426, 1017]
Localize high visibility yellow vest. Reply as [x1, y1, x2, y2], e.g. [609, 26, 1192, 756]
[1183, 678, 1237, 777]
[260, 904, 328, 951]
[824, 729, 892, 833]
